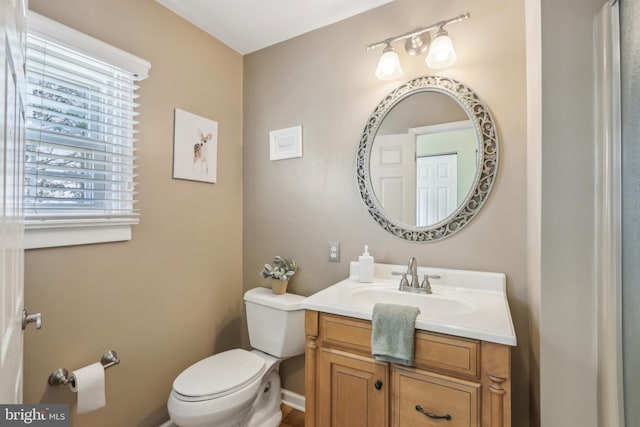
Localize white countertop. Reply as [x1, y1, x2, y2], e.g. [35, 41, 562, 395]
[301, 262, 517, 346]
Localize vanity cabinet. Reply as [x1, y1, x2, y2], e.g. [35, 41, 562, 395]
[305, 311, 511, 427]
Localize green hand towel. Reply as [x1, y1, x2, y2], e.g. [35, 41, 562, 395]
[371, 303, 421, 366]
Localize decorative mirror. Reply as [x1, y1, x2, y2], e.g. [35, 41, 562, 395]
[356, 76, 498, 242]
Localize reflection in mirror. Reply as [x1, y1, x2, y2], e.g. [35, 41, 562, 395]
[356, 76, 498, 242]
[370, 92, 478, 227]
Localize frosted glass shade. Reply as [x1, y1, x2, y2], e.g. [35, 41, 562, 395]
[375, 47, 403, 80]
[426, 32, 458, 69]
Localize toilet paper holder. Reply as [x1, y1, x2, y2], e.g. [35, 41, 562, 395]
[48, 350, 120, 387]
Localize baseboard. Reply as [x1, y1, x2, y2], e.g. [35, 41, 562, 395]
[158, 389, 305, 426]
[281, 388, 305, 412]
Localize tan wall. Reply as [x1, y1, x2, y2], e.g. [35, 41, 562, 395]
[243, 0, 529, 425]
[24, 1, 243, 426]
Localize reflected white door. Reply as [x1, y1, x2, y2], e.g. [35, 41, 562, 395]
[370, 134, 416, 224]
[416, 154, 458, 226]
[0, 0, 26, 404]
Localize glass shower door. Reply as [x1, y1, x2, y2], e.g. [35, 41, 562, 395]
[620, 0, 640, 425]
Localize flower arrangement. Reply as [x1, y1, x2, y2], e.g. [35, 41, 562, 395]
[261, 256, 297, 282]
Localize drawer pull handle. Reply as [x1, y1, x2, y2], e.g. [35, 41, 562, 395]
[415, 405, 452, 421]
[374, 380, 383, 390]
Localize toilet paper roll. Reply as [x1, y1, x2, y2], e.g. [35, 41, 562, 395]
[69, 362, 106, 414]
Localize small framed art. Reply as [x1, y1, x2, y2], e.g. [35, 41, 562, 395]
[269, 125, 302, 161]
[172, 108, 218, 183]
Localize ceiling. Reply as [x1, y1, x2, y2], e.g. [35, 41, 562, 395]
[155, 0, 393, 55]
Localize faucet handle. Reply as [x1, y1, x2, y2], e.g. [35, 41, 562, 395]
[420, 274, 440, 293]
[398, 273, 409, 290]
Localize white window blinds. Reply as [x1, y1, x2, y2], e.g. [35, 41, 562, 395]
[25, 12, 150, 248]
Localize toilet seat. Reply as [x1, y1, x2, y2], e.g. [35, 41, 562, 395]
[172, 349, 266, 402]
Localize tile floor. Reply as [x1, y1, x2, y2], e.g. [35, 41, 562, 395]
[280, 404, 305, 427]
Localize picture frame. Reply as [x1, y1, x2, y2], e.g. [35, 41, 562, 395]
[269, 125, 303, 161]
[172, 108, 218, 183]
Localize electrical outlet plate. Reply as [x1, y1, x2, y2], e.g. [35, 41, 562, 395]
[328, 242, 340, 262]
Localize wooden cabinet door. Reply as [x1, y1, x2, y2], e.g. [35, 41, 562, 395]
[392, 366, 480, 427]
[318, 348, 388, 427]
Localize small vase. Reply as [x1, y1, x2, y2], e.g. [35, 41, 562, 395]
[270, 279, 289, 295]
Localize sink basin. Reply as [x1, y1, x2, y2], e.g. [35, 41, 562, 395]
[300, 261, 517, 346]
[348, 287, 473, 316]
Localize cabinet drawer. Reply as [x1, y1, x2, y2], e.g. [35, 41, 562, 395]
[318, 313, 479, 378]
[319, 313, 373, 354]
[392, 366, 480, 427]
[414, 331, 479, 378]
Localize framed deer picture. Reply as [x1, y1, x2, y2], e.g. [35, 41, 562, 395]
[172, 108, 218, 183]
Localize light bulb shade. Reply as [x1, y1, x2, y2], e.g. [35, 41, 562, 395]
[426, 30, 457, 69]
[375, 46, 403, 80]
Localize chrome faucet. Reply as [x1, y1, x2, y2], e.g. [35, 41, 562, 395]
[394, 257, 440, 294]
[407, 257, 419, 288]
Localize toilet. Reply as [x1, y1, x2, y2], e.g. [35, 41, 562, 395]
[167, 287, 306, 427]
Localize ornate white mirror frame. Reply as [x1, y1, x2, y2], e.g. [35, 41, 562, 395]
[356, 76, 498, 242]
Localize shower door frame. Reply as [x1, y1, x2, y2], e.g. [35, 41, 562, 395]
[594, 1, 624, 426]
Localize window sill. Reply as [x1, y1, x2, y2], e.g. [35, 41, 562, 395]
[25, 218, 138, 249]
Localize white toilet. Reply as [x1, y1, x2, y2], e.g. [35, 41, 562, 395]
[167, 287, 306, 427]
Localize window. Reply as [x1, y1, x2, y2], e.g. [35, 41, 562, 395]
[24, 12, 150, 249]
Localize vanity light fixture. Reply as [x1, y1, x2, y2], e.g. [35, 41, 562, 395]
[367, 12, 469, 79]
[375, 43, 403, 80]
[426, 27, 457, 69]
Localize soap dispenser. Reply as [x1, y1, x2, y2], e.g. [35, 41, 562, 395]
[358, 245, 374, 283]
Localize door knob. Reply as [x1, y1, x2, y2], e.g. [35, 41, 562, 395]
[374, 380, 383, 390]
[22, 310, 42, 330]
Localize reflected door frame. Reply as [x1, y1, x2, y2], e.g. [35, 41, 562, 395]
[410, 120, 472, 226]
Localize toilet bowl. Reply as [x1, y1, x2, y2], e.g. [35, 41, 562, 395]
[167, 288, 306, 427]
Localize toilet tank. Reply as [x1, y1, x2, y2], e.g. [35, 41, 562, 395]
[244, 287, 306, 358]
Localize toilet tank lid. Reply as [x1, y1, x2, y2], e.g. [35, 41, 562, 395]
[244, 287, 306, 311]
